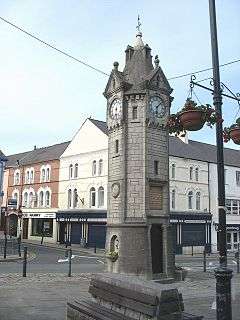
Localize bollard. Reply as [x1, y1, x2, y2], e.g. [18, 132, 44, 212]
[94, 243, 97, 254]
[3, 232, 7, 259]
[17, 237, 21, 257]
[191, 245, 194, 256]
[68, 248, 72, 277]
[203, 248, 206, 272]
[23, 247, 27, 277]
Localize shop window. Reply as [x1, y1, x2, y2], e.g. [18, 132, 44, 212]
[90, 187, 96, 207]
[98, 159, 103, 176]
[73, 188, 78, 208]
[92, 161, 96, 176]
[74, 164, 78, 178]
[31, 219, 53, 237]
[98, 187, 104, 207]
[188, 191, 193, 209]
[196, 192, 201, 210]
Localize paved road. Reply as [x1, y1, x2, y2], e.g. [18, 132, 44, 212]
[176, 253, 239, 272]
[0, 244, 105, 274]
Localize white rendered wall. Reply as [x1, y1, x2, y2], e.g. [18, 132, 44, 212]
[209, 163, 240, 250]
[59, 119, 108, 210]
[169, 156, 209, 213]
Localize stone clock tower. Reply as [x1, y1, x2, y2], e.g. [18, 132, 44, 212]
[103, 30, 175, 279]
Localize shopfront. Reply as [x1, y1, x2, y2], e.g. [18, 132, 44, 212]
[22, 212, 57, 243]
[170, 212, 212, 255]
[56, 209, 107, 248]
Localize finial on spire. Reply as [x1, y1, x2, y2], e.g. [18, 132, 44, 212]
[113, 61, 119, 71]
[134, 15, 144, 47]
[136, 15, 142, 34]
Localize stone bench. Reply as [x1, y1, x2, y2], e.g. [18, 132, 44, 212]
[67, 273, 203, 320]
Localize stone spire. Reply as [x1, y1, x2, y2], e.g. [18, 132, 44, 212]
[123, 18, 154, 92]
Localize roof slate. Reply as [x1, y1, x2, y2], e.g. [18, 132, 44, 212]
[88, 118, 108, 135]
[5, 120, 240, 168]
[6, 141, 70, 167]
[0, 150, 7, 161]
[169, 136, 240, 167]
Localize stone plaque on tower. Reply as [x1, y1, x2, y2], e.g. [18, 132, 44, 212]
[103, 28, 175, 279]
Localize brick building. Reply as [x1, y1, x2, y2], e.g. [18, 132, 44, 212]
[2, 142, 69, 242]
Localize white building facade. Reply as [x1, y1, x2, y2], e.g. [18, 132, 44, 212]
[210, 161, 240, 252]
[57, 119, 108, 247]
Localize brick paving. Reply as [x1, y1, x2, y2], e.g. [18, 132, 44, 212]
[0, 271, 239, 319]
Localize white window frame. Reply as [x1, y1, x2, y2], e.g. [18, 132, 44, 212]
[92, 161, 97, 176]
[189, 167, 193, 181]
[98, 187, 104, 207]
[196, 191, 201, 210]
[98, 160, 103, 176]
[188, 191, 193, 210]
[74, 164, 78, 178]
[14, 170, 20, 185]
[90, 187, 96, 207]
[195, 167, 199, 182]
[171, 164, 176, 179]
[171, 189, 176, 209]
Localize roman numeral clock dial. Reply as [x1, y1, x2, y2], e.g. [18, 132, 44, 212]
[149, 96, 166, 119]
[110, 99, 122, 120]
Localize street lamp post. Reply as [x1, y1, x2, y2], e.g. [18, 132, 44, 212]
[209, 1, 233, 319]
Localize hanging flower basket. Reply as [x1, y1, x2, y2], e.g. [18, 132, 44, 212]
[106, 251, 118, 262]
[167, 98, 222, 135]
[179, 109, 205, 131]
[223, 118, 240, 145]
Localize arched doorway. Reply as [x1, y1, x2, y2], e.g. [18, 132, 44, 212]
[9, 214, 18, 237]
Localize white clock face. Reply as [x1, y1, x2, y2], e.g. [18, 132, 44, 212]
[149, 96, 166, 118]
[110, 99, 122, 120]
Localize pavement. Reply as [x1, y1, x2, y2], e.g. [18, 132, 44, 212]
[0, 244, 239, 319]
[0, 270, 239, 319]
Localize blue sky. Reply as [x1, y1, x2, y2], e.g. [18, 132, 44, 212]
[0, 1, 239, 155]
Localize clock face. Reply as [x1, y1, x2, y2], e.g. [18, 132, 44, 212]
[149, 96, 166, 118]
[110, 99, 122, 120]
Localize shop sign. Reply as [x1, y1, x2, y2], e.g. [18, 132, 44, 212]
[22, 212, 56, 219]
[7, 198, 17, 209]
[226, 226, 240, 231]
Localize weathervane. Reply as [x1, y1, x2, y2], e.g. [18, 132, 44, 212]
[136, 15, 142, 33]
